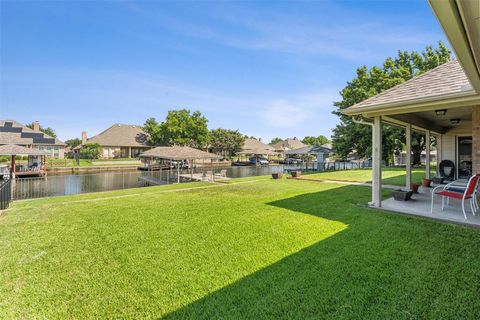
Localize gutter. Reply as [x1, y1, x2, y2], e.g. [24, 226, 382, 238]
[342, 90, 480, 116]
[351, 115, 373, 127]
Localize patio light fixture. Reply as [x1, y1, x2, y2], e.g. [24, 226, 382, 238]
[450, 118, 461, 125]
[435, 109, 447, 116]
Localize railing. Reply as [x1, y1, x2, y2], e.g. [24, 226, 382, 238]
[0, 179, 12, 210]
[321, 160, 373, 171]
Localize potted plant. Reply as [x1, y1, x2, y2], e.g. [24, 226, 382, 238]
[393, 189, 413, 201]
[291, 170, 301, 178]
[411, 182, 420, 193]
[272, 172, 283, 179]
[421, 178, 432, 188]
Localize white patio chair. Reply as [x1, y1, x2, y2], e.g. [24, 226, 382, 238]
[431, 174, 480, 219]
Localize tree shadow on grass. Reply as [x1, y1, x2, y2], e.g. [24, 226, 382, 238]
[163, 185, 480, 319]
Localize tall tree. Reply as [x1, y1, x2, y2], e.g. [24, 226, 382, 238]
[26, 122, 57, 138]
[270, 137, 283, 145]
[302, 135, 330, 146]
[143, 117, 162, 146]
[332, 42, 451, 165]
[209, 128, 245, 157]
[143, 109, 209, 148]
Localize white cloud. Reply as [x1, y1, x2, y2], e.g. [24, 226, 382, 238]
[259, 91, 339, 129]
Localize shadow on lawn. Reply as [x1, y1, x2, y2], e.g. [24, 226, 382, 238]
[163, 184, 480, 319]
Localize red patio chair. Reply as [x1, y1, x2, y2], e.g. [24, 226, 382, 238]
[430, 174, 480, 219]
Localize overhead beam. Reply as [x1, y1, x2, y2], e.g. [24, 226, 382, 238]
[387, 114, 445, 134]
[381, 116, 443, 136]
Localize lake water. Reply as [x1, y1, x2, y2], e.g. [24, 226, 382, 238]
[12, 165, 293, 200]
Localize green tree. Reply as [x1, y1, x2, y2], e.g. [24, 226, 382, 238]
[80, 143, 101, 159]
[332, 41, 451, 165]
[144, 109, 209, 148]
[65, 138, 82, 149]
[143, 117, 162, 146]
[209, 128, 245, 157]
[270, 137, 283, 145]
[26, 122, 57, 138]
[302, 135, 330, 146]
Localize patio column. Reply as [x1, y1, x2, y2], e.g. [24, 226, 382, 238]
[372, 116, 382, 207]
[436, 134, 442, 176]
[11, 155, 16, 178]
[177, 164, 180, 183]
[405, 123, 412, 190]
[473, 106, 480, 175]
[425, 130, 431, 179]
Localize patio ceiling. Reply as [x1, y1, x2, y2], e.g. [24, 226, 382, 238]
[387, 105, 473, 134]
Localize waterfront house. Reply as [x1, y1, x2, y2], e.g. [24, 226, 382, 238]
[75, 124, 151, 159]
[0, 120, 66, 159]
[241, 138, 275, 154]
[342, 0, 480, 211]
[271, 138, 307, 155]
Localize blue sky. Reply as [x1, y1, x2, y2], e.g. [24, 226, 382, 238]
[0, 0, 448, 142]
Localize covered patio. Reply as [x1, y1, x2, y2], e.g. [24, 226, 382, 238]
[342, 0, 480, 223]
[382, 186, 480, 227]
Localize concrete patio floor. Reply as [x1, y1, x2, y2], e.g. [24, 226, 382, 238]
[380, 186, 480, 227]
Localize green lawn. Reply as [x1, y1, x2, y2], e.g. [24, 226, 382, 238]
[304, 167, 436, 186]
[2, 177, 480, 319]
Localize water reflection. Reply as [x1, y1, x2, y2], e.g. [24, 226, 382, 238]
[12, 165, 292, 200]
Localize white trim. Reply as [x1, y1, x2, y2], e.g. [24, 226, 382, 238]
[343, 91, 480, 116]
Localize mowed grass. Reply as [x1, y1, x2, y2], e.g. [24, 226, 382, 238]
[304, 167, 436, 186]
[1, 177, 480, 319]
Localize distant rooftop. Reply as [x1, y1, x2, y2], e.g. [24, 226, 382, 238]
[271, 138, 307, 151]
[82, 124, 149, 147]
[0, 120, 65, 146]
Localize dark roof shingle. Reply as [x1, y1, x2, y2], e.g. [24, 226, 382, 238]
[0, 120, 65, 146]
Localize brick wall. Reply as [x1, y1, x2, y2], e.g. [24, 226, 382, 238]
[473, 106, 480, 175]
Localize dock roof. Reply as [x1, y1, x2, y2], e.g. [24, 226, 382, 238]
[139, 146, 221, 160]
[0, 144, 47, 156]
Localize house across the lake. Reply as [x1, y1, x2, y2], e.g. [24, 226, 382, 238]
[271, 138, 307, 155]
[75, 124, 151, 159]
[343, 0, 480, 209]
[0, 120, 66, 159]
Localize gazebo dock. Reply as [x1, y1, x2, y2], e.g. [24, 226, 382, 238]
[138, 146, 223, 184]
[0, 144, 48, 178]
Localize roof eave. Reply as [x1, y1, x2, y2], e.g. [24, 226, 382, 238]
[342, 90, 480, 117]
[428, 0, 480, 93]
